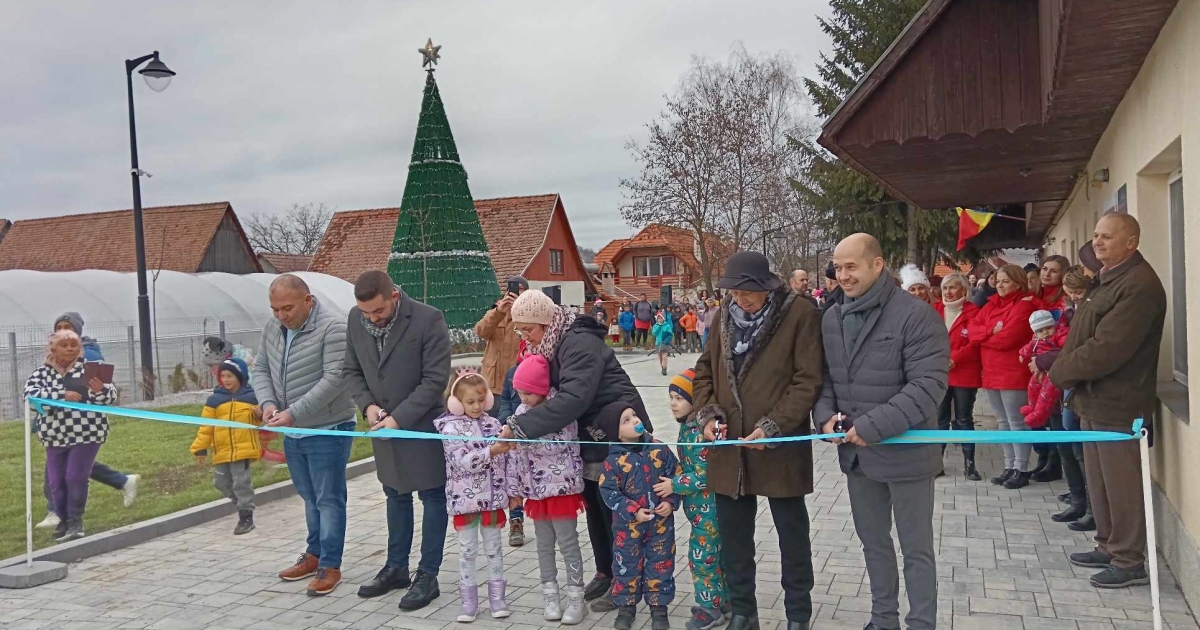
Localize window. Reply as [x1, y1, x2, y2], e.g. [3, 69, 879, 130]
[634, 256, 677, 277]
[549, 249, 564, 275]
[1169, 172, 1187, 383]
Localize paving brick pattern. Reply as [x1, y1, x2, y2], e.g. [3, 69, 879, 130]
[1, 355, 1193, 629]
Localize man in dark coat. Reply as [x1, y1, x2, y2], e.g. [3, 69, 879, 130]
[693, 251, 824, 630]
[342, 271, 452, 610]
[1051, 213, 1166, 589]
[815, 234, 949, 630]
[821, 260, 845, 314]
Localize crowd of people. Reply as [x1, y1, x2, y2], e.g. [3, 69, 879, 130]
[21, 211, 1164, 630]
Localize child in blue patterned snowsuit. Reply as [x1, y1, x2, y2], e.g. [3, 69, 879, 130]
[596, 401, 681, 630]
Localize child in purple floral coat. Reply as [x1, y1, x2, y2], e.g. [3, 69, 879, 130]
[434, 369, 513, 623]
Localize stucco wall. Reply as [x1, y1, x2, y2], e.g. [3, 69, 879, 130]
[1045, 0, 1200, 579]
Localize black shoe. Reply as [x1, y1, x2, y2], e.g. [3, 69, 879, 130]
[727, 614, 760, 630]
[583, 573, 611, 601]
[397, 570, 439, 610]
[614, 606, 637, 630]
[991, 469, 1015, 485]
[1003, 471, 1031, 489]
[785, 623, 809, 630]
[651, 605, 670, 630]
[964, 459, 982, 481]
[1069, 548, 1112, 568]
[359, 566, 411, 598]
[1090, 564, 1150, 589]
[1029, 450, 1049, 477]
[591, 592, 617, 613]
[52, 518, 68, 541]
[1052, 501, 1087, 523]
[1031, 452, 1062, 482]
[55, 518, 84, 542]
[234, 510, 255, 535]
[1058, 492, 1072, 503]
[863, 625, 899, 630]
[1068, 514, 1097, 532]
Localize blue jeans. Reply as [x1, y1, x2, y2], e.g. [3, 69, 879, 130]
[284, 422, 354, 569]
[384, 485, 447, 576]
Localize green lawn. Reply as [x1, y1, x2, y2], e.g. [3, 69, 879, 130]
[0, 405, 375, 560]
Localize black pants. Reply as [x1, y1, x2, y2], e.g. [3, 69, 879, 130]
[716, 493, 814, 623]
[1051, 412, 1087, 500]
[634, 327, 649, 347]
[583, 479, 614, 577]
[937, 387, 977, 458]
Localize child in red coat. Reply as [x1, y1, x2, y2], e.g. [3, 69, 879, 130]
[1018, 310, 1061, 429]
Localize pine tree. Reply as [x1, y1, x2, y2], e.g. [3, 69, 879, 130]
[389, 56, 500, 331]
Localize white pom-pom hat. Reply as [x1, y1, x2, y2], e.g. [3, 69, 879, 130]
[899, 264, 931, 291]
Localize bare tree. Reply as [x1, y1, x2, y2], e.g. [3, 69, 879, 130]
[244, 203, 333, 255]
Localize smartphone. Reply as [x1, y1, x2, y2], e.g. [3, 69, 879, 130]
[506, 279, 522, 296]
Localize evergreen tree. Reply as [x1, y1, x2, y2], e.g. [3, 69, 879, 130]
[389, 56, 500, 331]
[795, 0, 962, 269]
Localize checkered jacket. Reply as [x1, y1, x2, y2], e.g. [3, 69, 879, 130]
[24, 359, 115, 448]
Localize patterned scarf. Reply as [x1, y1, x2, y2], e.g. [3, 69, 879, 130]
[728, 293, 774, 355]
[527, 307, 577, 360]
[361, 298, 399, 354]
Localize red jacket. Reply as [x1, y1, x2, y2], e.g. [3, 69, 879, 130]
[968, 292, 1038, 390]
[1038, 285, 1066, 313]
[935, 301, 982, 389]
[1019, 337, 1062, 428]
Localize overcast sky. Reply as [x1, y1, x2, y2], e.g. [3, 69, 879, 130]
[1, 1, 832, 250]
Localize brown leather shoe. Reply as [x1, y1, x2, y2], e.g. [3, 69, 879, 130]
[306, 567, 341, 597]
[279, 553, 319, 582]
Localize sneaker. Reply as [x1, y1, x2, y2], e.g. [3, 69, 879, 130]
[1003, 471, 1031, 489]
[509, 518, 525, 547]
[122, 474, 141, 508]
[991, 469, 1015, 485]
[1069, 548, 1113, 568]
[398, 570, 440, 611]
[583, 573, 612, 601]
[358, 566, 411, 598]
[54, 518, 84, 542]
[233, 510, 255, 535]
[686, 606, 724, 630]
[614, 606, 637, 630]
[36, 512, 60, 529]
[590, 592, 617, 613]
[279, 553, 319, 581]
[306, 567, 342, 596]
[1090, 564, 1150, 589]
[52, 518, 67, 541]
[650, 605, 670, 630]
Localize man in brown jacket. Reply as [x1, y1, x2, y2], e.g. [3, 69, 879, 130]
[693, 251, 824, 630]
[1050, 213, 1166, 589]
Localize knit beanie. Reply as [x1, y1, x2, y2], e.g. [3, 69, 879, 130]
[54, 312, 84, 336]
[219, 358, 250, 386]
[511, 289, 557, 326]
[1078, 242, 1102, 273]
[899, 264, 930, 291]
[512, 354, 551, 397]
[1029, 310, 1056, 332]
[669, 368, 695, 405]
[593, 400, 633, 443]
[825, 259, 837, 280]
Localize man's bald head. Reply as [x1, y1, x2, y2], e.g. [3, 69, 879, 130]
[269, 274, 313, 330]
[833, 233, 886, 298]
[270, 274, 310, 296]
[1093, 213, 1141, 269]
[789, 269, 810, 294]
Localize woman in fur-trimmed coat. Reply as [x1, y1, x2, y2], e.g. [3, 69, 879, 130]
[691, 251, 824, 629]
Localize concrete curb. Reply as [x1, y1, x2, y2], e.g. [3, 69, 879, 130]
[0, 457, 378, 569]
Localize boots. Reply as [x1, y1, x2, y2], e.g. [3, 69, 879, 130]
[542, 582, 562, 621]
[1052, 497, 1087, 523]
[561, 585, 587, 625]
[1069, 511, 1097, 532]
[1003, 470, 1032, 489]
[487, 579, 511, 619]
[234, 510, 255, 535]
[963, 455, 982, 481]
[991, 469, 1015, 485]
[1031, 451, 1063, 482]
[508, 518, 525, 547]
[457, 584, 479, 622]
[1029, 448, 1050, 477]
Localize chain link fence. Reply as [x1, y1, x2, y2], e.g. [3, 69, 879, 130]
[2, 317, 266, 421]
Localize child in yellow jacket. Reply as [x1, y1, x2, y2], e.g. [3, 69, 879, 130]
[192, 358, 261, 535]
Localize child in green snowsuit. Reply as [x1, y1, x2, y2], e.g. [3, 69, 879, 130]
[653, 368, 729, 630]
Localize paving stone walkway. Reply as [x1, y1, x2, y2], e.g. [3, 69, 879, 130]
[0, 354, 1194, 629]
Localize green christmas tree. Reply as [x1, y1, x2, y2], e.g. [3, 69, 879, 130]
[389, 40, 500, 331]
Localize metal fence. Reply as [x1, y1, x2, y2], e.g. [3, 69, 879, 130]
[1, 316, 266, 420]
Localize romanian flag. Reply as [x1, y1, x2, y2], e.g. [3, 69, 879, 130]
[956, 207, 995, 251]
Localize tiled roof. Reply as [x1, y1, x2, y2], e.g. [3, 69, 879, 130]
[309, 194, 564, 286]
[594, 239, 629, 269]
[622, 224, 702, 272]
[0, 202, 241, 273]
[475, 194, 559, 285]
[257, 252, 312, 273]
[933, 261, 972, 278]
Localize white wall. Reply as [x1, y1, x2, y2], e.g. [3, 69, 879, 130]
[527, 280, 585, 308]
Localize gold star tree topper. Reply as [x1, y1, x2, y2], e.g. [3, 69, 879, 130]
[419, 38, 441, 68]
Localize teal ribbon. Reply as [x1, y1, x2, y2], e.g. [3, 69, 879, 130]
[27, 398, 1142, 447]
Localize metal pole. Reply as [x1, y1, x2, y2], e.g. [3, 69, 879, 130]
[24, 399, 33, 567]
[126, 326, 138, 403]
[127, 58, 156, 401]
[8, 332, 18, 420]
[219, 321, 226, 342]
[1139, 428, 1162, 630]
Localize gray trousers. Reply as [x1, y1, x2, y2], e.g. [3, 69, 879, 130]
[984, 389, 1032, 471]
[535, 518, 584, 587]
[458, 522, 504, 586]
[847, 468, 937, 630]
[214, 460, 254, 511]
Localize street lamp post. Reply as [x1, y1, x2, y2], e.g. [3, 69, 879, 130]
[125, 51, 175, 401]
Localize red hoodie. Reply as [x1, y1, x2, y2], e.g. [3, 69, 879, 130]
[935, 300, 982, 389]
[1019, 336, 1062, 428]
[967, 291, 1038, 390]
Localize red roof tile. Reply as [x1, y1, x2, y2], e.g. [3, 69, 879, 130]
[308, 208, 399, 282]
[594, 239, 629, 270]
[0, 202, 253, 273]
[257, 252, 312, 273]
[475, 194, 559, 285]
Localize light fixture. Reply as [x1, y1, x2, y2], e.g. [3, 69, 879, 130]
[1092, 168, 1110, 184]
[138, 54, 175, 93]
